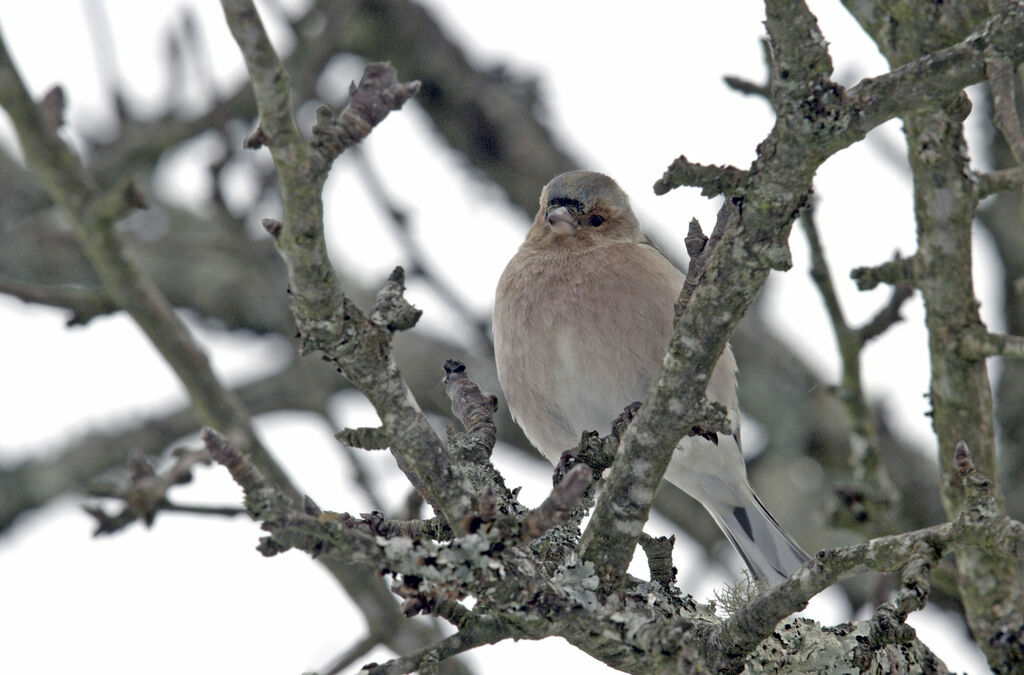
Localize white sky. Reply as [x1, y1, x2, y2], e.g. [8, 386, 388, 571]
[0, 1, 998, 673]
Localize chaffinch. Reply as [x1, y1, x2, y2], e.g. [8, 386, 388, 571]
[493, 170, 808, 584]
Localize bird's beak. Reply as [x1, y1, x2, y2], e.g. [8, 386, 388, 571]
[546, 206, 578, 236]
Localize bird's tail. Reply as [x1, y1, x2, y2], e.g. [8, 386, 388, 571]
[705, 489, 810, 586]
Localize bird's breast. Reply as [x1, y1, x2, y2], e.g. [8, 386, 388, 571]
[494, 243, 684, 461]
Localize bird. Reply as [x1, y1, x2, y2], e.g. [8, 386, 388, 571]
[492, 170, 809, 585]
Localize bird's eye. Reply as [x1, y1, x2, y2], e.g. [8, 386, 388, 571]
[588, 214, 605, 227]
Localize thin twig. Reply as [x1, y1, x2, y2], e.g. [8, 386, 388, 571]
[0, 272, 116, 324]
[977, 165, 1024, 198]
[352, 147, 493, 351]
[160, 502, 246, 517]
[985, 49, 1024, 163]
[799, 200, 898, 516]
[851, 254, 916, 290]
[858, 282, 914, 344]
[363, 617, 512, 675]
[960, 330, 1024, 359]
[653, 154, 748, 197]
[84, 447, 238, 534]
[322, 634, 380, 675]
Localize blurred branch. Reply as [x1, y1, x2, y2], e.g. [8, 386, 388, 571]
[799, 198, 901, 533]
[858, 283, 915, 343]
[321, 634, 380, 675]
[0, 271, 116, 324]
[985, 42, 1024, 163]
[974, 76, 1024, 528]
[84, 447, 244, 534]
[83, 0, 127, 120]
[851, 253, 916, 290]
[352, 148, 493, 351]
[0, 21, 295, 491]
[723, 38, 772, 100]
[723, 76, 770, 99]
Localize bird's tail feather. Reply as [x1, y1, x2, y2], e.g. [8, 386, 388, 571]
[706, 490, 809, 586]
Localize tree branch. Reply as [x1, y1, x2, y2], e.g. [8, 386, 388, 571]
[581, 0, 1024, 601]
[0, 24, 289, 493]
[206, 421, 1010, 672]
[960, 330, 1024, 359]
[363, 616, 514, 675]
[82, 447, 240, 534]
[851, 254, 916, 290]
[842, 1, 1024, 668]
[652, 155, 748, 197]
[707, 442, 1023, 672]
[977, 165, 1024, 197]
[985, 38, 1024, 163]
[799, 198, 899, 531]
[221, 0, 474, 528]
[0, 271, 116, 324]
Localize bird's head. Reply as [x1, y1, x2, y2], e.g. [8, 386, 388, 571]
[525, 171, 642, 247]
